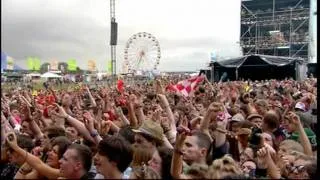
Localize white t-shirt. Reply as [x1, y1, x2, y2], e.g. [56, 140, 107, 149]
[94, 167, 132, 179]
[94, 173, 105, 179]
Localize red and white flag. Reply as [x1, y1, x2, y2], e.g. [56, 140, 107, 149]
[166, 75, 205, 97]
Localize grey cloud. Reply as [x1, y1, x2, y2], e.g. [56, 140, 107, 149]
[1, 0, 241, 72]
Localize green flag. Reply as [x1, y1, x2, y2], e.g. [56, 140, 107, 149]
[107, 60, 112, 72]
[27, 56, 41, 70]
[67, 59, 77, 71]
[33, 57, 41, 70]
[27, 57, 34, 70]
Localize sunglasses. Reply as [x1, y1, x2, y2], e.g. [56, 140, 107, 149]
[286, 164, 305, 173]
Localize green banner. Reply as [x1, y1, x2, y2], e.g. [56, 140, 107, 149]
[67, 59, 77, 71]
[27, 56, 41, 70]
[33, 57, 41, 70]
[27, 57, 34, 70]
[107, 60, 112, 73]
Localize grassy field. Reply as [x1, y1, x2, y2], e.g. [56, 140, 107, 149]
[1, 82, 80, 91]
[1, 81, 117, 92]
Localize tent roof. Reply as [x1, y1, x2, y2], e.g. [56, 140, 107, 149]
[211, 54, 305, 68]
[41, 72, 62, 78]
[27, 73, 41, 76]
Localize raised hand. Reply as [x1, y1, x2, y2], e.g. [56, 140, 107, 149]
[160, 117, 171, 132]
[256, 146, 272, 169]
[129, 94, 137, 104]
[155, 80, 165, 95]
[152, 105, 162, 124]
[287, 111, 302, 128]
[20, 103, 32, 122]
[115, 107, 124, 117]
[6, 132, 18, 149]
[175, 125, 190, 150]
[83, 111, 95, 132]
[53, 103, 68, 118]
[101, 120, 112, 135]
[1, 111, 7, 126]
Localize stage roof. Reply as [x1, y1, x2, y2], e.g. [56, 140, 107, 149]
[210, 54, 305, 68]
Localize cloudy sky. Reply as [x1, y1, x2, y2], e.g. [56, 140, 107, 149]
[1, 0, 242, 72]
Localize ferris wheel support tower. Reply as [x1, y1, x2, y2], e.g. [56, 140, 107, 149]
[110, 0, 117, 75]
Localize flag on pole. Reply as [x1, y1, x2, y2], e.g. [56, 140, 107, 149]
[27, 57, 41, 70]
[27, 57, 34, 70]
[88, 60, 96, 71]
[50, 59, 58, 70]
[34, 57, 41, 71]
[1, 52, 7, 72]
[117, 79, 124, 93]
[166, 75, 205, 97]
[107, 60, 112, 73]
[7, 56, 14, 70]
[67, 59, 77, 71]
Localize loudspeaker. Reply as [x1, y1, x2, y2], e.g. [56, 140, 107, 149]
[110, 21, 118, 45]
[307, 63, 317, 77]
[199, 69, 211, 80]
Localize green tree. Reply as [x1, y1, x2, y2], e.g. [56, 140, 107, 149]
[40, 63, 50, 74]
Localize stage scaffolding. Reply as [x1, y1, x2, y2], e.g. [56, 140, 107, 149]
[240, 0, 312, 61]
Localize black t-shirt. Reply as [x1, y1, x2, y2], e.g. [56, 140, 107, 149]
[80, 171, 96, 180]
[212, 142, 229, 161]
[0, 163, 19, 180]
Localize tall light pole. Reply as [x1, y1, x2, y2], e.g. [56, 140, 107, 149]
[110, 0, 117, 75]
[308, 0, 317, 63]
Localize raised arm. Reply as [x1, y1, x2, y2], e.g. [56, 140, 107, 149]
[209, 103, 228, 148]
[49, 86, 59, 103]
[115, 107, 130, 126]
[289, 112, 313, 156]
[170, 126, 189, 179]
[200, 102, 224, 143]
[127, 95, 139, 128]
[15, 164, 40, 179]
[20, 101, 43, 139]
[54, 104, 95, 143]
[83, 111, 102, 144]
[6, 132, 62, 179]
[85, 86, 97, 107]
[158, 94, 177, 134]
[1, 112, 13, 145]
[257, 146, 281, 179]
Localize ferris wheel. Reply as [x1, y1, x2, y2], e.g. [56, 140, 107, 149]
[123, 32, 161, 73]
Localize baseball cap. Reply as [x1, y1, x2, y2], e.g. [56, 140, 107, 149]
[132, 120, 164, 143]
[246, 113, 263, 121]
[231, 113, 245, 122]
[295, 102, 306, 112]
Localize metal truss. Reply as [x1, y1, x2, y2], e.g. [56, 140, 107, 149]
[240, 0, 310, 61]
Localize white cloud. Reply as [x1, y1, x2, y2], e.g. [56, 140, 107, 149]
[1, 0, 241, 72]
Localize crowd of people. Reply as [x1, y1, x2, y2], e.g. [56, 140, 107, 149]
[1, 75, 317, 179]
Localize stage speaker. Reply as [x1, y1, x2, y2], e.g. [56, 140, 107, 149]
[110, 21, 118, 45]
[307, 63, 317, 77]
[199, 69, 211, 80]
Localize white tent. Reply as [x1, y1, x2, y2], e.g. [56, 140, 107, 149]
[189, 72, 199, 77]
[41, 72, 62, 78]
[27, 73, 41, 77]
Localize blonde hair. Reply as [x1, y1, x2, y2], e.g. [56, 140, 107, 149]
[279, 140, 304, 154]
[132, 166, 160, 179]
[289, 151, 316, 162]
[206, 155, 242, 179]
[131, 147, 152, 168]
[186, 163, 208, 179]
